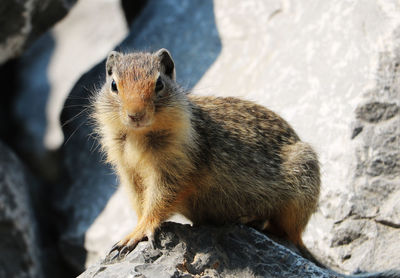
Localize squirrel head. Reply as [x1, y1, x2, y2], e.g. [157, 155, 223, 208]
[102, 48, 177, 130]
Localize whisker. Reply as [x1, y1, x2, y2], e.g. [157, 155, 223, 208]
[89, 135, 102, 153]
[65, 95, 91, 101]
[63, 104, 90, 109]
[62, 107, 90, 127]
[63, 119, 88, 146]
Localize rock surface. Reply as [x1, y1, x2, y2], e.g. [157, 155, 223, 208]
[4, 0, 400, 276]
[1, 1, 132, 275]
[7, 0, 128, 180]
[193, 0, 400, 273]
[0, 0, 77, 64]
[0, 141, 43, 278]
[61, 0, 400, 274]
[334, 29, 400, 271]
[78, 222, 338, 278]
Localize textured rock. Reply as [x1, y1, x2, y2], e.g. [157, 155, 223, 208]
[0, 0, 77, 64]
[7, 0, 128, 181]
[0, 141, 43, 278]
[59, 0, 220, 271]
[355, 102, 399, 123]
[78, 222, 338, 278]
[57, 0, 399, 275]
[193, 0, 400, 274]
[45, 0, 129, 150]
[9, 32, 56, 179]
[337, 29, 400, 272]
[0, 2, 129, 276]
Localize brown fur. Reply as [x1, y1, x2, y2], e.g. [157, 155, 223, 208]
[92, 49, 321, 261]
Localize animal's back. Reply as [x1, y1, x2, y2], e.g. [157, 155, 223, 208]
[184, 95, 320, 228]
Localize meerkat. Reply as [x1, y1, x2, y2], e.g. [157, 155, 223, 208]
[91, 49, 400, 277]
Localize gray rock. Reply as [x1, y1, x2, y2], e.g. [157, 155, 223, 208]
[78, 222, 338, 278]
[9, 32, 57, 180]
[6, 0, 130, 180]
[0, 0, 77, 64]
[58, 0, 400, 275]
[0, 141, 43, 278]
[336, 30, 400, 272]
[1, 0, 143, 273]
[356, 102, 399, 123]
[191, 0, 400, 274]
[58, 0, 221, 271]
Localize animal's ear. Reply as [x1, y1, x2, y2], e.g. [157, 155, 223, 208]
[155, 48, 176, 81]
[106, 51, 121, 76]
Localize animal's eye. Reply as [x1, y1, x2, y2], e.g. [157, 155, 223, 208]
[111, 79, 118, 93]
[155, 76, 164, 93]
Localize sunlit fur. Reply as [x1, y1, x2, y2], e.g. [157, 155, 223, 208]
[92, 50, 320, 260]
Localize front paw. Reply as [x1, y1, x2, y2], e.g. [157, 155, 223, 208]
[104, 234, 148, 263]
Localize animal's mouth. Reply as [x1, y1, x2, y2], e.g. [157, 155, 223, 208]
[128, 120, 152, 129]
[124, 114, 153, 130]
[122, 107, 155, 130]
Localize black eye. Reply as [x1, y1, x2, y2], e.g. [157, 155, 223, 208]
[111, 79, 118, 93]
[155, 76, 164, 93]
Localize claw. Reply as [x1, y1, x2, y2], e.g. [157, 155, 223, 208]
[103, 235, 150, 263]
[103, 247, 120, 263]
[103, 242, 129, 263]
[108, 243, 119, 254]
[118, 245, 130, 258]
[148, 238, 155, 249]
[147, 232, 155, 249]
[108, 251, 120, 262]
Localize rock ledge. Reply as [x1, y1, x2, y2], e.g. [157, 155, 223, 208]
[78, 222, 337, 278]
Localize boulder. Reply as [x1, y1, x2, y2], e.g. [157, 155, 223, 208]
[78, 222, 338, 278]
[0, 0, 77, 64]
[0, 141, 43, 278]
[0, 1, 132, 276]
[58, 0, 221, 271]
[334, 35, 400, 272]
[59, 0, 400, 275]
[6, 0, 130, 179]
[193, 0, 400, 274]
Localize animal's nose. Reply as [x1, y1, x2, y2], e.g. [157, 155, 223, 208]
[128, 111, 145, 122]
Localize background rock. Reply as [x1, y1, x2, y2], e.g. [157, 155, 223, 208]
[193, 0, 400, 273]
[0, 141, 43, 278]
[61, 0, 400, 274]
[337, 29, 400, 271]
[1, 0, 399, 276]
[78, 222, 338, 278]
[0, 0, 137, 276]
[0, 0, 77, 64]
[5, 0, 129, 180]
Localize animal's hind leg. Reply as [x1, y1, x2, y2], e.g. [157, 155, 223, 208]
[265, 200, 306, 246]
[266, 200, 325, 268]
[261, 141, 323, 265]
[272, 141, 320, 245]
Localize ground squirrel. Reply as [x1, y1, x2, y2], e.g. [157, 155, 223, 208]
[92, 48, 320, 261]
[91, 49, 400, 278]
